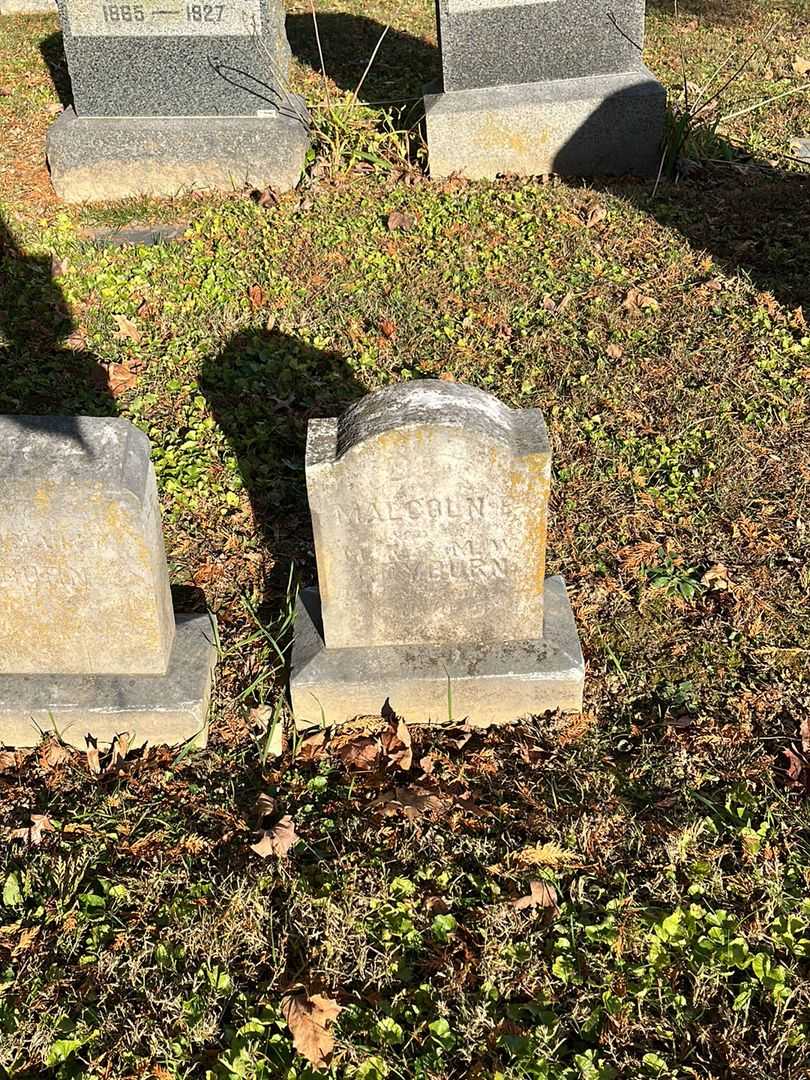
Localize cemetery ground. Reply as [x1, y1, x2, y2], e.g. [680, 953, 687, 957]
[1, 0, 810, 1076]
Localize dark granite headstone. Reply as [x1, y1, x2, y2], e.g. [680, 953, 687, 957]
[438, 0, 646, 92]
[426, 0, 665, 179]
[47, 0, 310, 200]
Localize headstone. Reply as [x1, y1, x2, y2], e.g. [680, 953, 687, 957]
[0, 0, 56, 12]
[46, 0, 310, 202]
[425, 0, 666, 179]
[290, 381, 584, 727]
[0, 416, 217, 747]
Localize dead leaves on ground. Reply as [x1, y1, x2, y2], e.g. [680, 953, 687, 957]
[250, 793, 299, 859]
[784, 716, 810, 794]
[9, 814, 55, 845]
[513, 879, 558, 913]
[386, 209, 416, 232]
[251, 814, 298, 858]
[305, 713, 413, 774]
[281, 989, 342, 1069]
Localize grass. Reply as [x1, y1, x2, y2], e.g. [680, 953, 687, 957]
[1, 0, 810, 1076]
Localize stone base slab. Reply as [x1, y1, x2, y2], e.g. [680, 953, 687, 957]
[424, 68, 666, 179]
[46, 105, 310, 203]
[290, 576, 584, 729]
[0, 614, 217, 748]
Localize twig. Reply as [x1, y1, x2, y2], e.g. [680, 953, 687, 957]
[309, 0, 332, 113]
[350, 23, 390, 108]
[720, 85, 810, 125]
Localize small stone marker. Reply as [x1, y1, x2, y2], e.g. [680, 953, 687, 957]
[425, 0, 666, 179]
[0, 416, 217, 747]
[46, 0, 309, 201]
[791, 137, 810, 165]
[290, 381, 584, 727]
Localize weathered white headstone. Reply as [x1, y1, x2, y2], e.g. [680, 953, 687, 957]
[290, 381, 584, 727]
[0, 416, 216, 747]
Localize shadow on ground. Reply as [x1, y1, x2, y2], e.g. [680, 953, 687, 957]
[199, 329, 363, 602]
[287, 11, 439, 103]
[647, 0, 766, 25]
[0, 217, 114, 418]
[40, 30, 72, 108]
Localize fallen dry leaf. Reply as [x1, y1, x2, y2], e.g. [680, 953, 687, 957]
[107, 362, 139, 397]
[10, 814, 55, 845]
[387, 210, 416, 232]
[298, 731, 326, 763]
[623, 288, 659, 316]
[372, 784, 450, 821]
[382, 719, 413, 771]
[112, 313, 141, 343]
[584, 204, 607, 228]
[334, 735, 381, 771]
[110, 732, 131, 768]
[702, 563, 731, 591]
[251, 814, 298, 858]
[380, 317, 397, 339]
[606, 343, 623, 360]
[281, 990, 342, 1069]
[255, 792, 276, 821]
[51, 254, 69, 278]
[85, 736, 101, 776]
[793, 55, 810, 77]
[513, 879, 558, 911]
[248, 284, 265, 308]
[783, 747, 808, 790]
[40, 740, 70, 770]
[255, 187, 279, 208]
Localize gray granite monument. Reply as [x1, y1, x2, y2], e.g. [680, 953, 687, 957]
[0, 0, 56, 12]
[0, 416, 216, 747]
[47, 0, 310, 201]
[425, 0, 666, 179]
[290, 381, 584, 728]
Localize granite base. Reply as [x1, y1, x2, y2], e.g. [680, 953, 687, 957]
[425, 68, 666, 179]
[0, 614, 217, 748]
[290, 576, 584, 729]
[47, 106, 310, 202]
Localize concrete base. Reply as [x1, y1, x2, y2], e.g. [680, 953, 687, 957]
[46, 105, 311, 203]
[790, 138, 810, 165]
[0, 614, 217, 748]
[424, 67, 666, 179]
[290, 576, 584, 729]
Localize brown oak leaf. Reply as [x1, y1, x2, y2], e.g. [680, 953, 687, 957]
[10, 814, 55, 845]
[281, 990, 342, 1069]
[112, 313, 141, 343]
